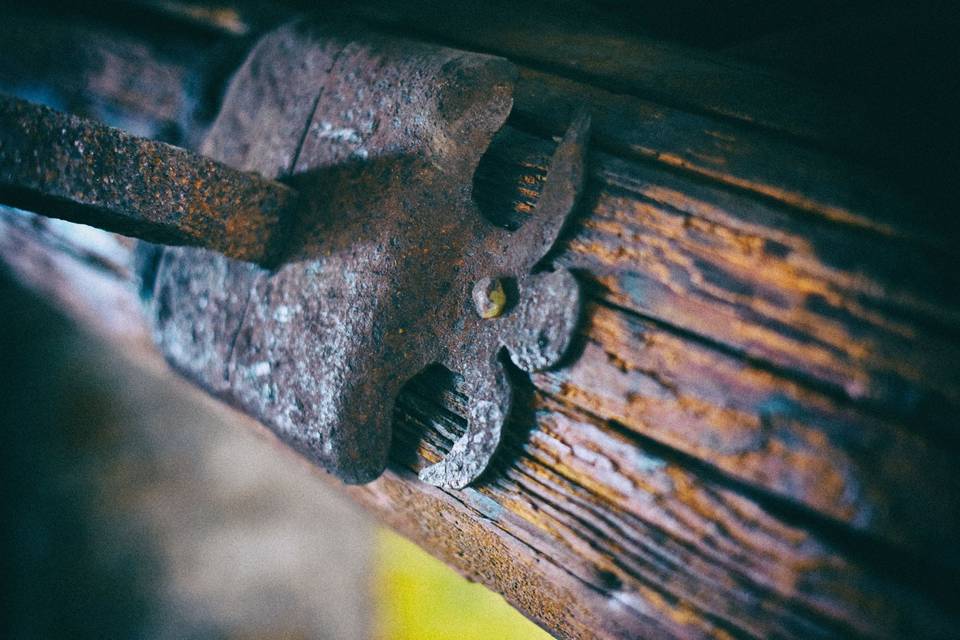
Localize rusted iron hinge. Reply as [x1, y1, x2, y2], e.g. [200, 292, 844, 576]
[0, 19, 590, 489]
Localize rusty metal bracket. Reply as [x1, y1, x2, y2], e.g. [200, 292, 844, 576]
[0, 20, 590, 489]
[0, 96, 295, 264]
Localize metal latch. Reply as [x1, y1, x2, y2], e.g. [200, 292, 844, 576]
[0, 20, 589, 489]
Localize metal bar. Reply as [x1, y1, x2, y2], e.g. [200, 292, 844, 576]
[0, 95, 295, 264]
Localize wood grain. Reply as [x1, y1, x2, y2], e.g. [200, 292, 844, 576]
[2, 3, 958, 638]
[3, 217, 957, 637]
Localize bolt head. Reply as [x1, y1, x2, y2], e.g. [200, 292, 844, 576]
[472, 277, 506, 319]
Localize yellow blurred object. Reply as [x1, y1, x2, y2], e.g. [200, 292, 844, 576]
[375, 529, 554, 640]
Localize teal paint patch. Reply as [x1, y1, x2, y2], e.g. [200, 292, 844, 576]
[462, 488, 504, 520]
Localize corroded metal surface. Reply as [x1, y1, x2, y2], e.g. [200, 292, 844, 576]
[149, 21, 590, 488]
[0, 21, 588, 489]
[0, 95, 295, 264]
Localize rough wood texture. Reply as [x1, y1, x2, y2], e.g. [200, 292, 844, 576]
[2, 3, 958, 639]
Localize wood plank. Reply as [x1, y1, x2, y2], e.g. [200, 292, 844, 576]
[108, 1, 943, 244]
[510, 70, 950, 246]
[2, 4, 959, 638]
[479, 124, 960, 554]
[47, 1, 953, 245]
[2, 214, 958, 638]
[333, 0, 873, 151]
[562, 153, 960, 426]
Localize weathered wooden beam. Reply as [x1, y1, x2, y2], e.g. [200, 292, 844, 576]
[332, 0, 874, 152]
[478, 124, 960, 555]
[3, 209, 958, 637]
[2, 4, 959, 639]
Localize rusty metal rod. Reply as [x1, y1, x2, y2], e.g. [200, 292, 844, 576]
[0, 95, 295, 264]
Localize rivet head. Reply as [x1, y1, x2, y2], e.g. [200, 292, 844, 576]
[472, 277, 506, 319]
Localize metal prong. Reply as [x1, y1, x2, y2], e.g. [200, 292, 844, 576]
[0, 95, 296, 265]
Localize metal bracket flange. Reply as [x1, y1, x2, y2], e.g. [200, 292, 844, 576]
[146, 20, 590, 488]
